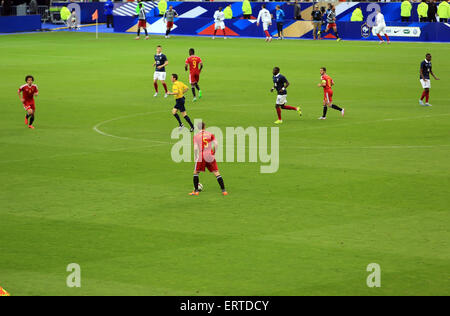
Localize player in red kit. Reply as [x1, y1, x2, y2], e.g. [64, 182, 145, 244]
[185, 48, 203, 102]
[18, 75, 38, 129]
[317, 67, 344, 120]
[190, 122, 228, 196]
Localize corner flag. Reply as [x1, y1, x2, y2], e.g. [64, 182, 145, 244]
[92, 10, 99, 39]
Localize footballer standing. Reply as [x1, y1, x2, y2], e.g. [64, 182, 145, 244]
[190, 122, 228, 196]
[153, 45, 169, 98]
[419, 53, 439, 106]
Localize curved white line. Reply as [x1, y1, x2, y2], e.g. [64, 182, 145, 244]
[93, 110, 171, 144]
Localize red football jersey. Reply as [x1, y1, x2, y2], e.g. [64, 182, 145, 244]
[193, 130, 216, 162]
[18, 84, 38, 101]
[185, 55, 202, 74]
[321, 74, 334, 91]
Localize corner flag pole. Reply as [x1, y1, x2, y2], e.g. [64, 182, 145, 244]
[92, 9, 99, 39]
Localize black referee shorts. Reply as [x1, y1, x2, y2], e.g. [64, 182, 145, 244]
[174, 97, 186, 112]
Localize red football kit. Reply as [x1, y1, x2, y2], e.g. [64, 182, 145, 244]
[321, 74, 334, 103]
[185, 55, 202, 84]
[193, 130, 218, 172]
[18, 84, 38, 111]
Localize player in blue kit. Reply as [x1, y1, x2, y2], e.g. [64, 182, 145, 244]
[419, 53, 439, 106]
[271, 67, 302, 124]
[153, 45, 169, 97]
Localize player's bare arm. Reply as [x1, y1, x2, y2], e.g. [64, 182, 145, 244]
[193, 143, 199, 162]
[18, 91, 24, 103]
[199, 62, 203, 72]
[430, 70, 439, 80]
[420, 68, 425, 81]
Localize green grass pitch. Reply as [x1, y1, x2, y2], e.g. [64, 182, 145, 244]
[0, 32, 449, 296]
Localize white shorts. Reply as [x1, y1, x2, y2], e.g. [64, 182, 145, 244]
[215, 21, 225, 30]
[420, 79, 431, 89]
[263, 22, 270, 31]
[153, 71, 166, 81]
[276, 94, 287, 105]
[374, 24, 386, 36]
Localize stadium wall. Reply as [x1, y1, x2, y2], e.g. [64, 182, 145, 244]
[0, 15, 41, 33]
[50, 1, 450, 42]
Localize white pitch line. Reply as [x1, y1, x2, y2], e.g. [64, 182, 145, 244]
[93, 110, 172, 145]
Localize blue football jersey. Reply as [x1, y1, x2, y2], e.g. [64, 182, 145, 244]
[273, 74, 288, 95]
[154, 53, 167, 72]
[420, 60, 432, 79]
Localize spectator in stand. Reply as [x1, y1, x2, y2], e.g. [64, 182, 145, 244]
[401, 0, 412, 22]
[275, 5, 285, 40]
[224, 4, 233, 19]
[437, 0, 449, 22]
[104, 0, 114, 28]
[293, 0, 302, 20]
[418, 0, 429, 22]
[427, 0, 437, 21]
[311, 5, 322, 40]
[242, 0, 252, 19]
[350, 6, 363, 22]
[320, 6, 327, 36]
[1, 0, 12, 16]
[158, 0, 167, 17]
[29, 0, 38, 15]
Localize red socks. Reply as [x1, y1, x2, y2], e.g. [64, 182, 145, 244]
[385, 34, 390, 42]
[213, 29, 217, 36]
[377, 34, 383, 41]
[265, 30, 270, 37]
[283, 105, 297, 110]
[153, 82, 158, 92]
[276, 107, 282, 120]
[162, 82, 168, 93]
[276, 105, 298, 120]
[421, 90, 430, 102]
[223, 30, 226, 36]
[420, 91, 426, 100]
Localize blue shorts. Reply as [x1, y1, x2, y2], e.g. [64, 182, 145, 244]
[174, 97, 186, 112]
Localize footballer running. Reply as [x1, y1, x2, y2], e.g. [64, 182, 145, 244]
[18, 75, 38, 129]
[271, 67, 302, 124]
[190, 122, 228, 196]
[166, 73, 195, 132]
[185, 48, 203, 101]
[324, 5, 341, 41]
[317, 67, 345, 120]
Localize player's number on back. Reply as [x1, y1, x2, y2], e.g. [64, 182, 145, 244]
[192, 60, 197, 69]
